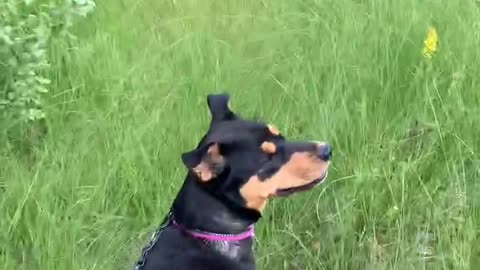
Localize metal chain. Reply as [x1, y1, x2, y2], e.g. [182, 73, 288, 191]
[133, 212, 173, 270]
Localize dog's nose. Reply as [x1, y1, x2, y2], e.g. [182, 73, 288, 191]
[317, 143, 332, 161]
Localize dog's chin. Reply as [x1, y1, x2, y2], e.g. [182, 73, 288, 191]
[274, 171, 328, 197]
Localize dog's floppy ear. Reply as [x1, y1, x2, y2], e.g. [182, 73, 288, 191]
[181, 143, 226, 182]
[207, 93, 237, 122]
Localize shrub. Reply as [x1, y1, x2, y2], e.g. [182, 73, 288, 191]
[0, 0, 95, 122]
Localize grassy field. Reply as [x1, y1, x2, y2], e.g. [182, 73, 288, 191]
[1, 0, 480, 269]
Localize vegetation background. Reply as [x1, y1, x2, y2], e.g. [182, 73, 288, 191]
[1, 0, 479, 269]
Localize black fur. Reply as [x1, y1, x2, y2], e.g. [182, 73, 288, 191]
[133, 93, 330, 270]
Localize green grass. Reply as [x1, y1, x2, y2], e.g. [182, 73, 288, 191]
[1, 0, 480, 269]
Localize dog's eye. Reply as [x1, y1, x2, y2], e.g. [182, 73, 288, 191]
[218, 142, 249, 156]
[218, 144, 233, 155]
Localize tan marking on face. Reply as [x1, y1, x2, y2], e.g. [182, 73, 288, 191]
[260, 141, 277, 154]
[239, 176, 271, 211]
[240, 151, 329, 211]
[192, 144, 224, 182]
[267, 124, 280, 135]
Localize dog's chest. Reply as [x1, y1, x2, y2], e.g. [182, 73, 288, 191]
[201, 239, 243, 260]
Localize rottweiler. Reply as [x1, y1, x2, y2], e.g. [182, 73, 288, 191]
[133, 93, 331, 270]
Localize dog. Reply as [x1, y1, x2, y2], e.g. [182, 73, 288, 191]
[133, 93, 331, 270]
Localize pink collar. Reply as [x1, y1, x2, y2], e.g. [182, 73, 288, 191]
[171, 219, 254, 242]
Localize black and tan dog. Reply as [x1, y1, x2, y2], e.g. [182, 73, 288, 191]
[133, 93, 331, 270]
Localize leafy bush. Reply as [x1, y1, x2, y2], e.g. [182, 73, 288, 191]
[0, 0, 95, 122]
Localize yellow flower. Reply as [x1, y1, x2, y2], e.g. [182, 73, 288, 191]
[422, 27, 438, 59]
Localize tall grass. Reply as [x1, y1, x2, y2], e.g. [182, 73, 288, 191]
[1, 0, 479, 269]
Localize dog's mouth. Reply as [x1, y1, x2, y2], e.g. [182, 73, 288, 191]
[275, 171, 328, 197]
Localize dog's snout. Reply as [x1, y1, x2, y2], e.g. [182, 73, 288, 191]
[317, 143, 332, 161]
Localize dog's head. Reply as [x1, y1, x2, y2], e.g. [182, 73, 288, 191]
[181, 94, 331, 213]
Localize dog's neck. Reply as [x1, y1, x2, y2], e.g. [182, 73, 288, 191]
[171, 173, 260, 235]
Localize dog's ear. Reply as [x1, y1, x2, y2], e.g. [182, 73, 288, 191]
[181, 143, 226, 182]
[207, 93, 237, 122]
